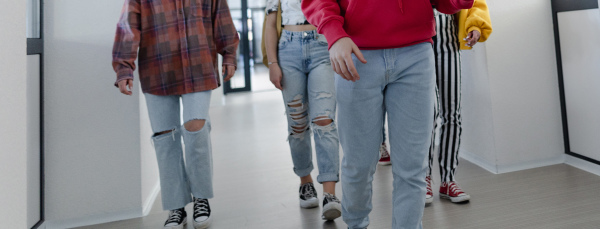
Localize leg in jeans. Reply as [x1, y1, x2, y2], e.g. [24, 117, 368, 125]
[279, 31, 314, 178]
[180, 91, 214, 199]
[337, 49, 386, 229]
[307, 38, 340, 185]
[385, 43, 435, 229]
[145, 94, 192, 210]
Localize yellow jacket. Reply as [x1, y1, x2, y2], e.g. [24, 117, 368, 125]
[456, 0, 493, 50]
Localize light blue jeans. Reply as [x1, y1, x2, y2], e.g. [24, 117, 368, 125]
[144, 91, 213, 211]
[278, 30, 340, 183]
[336, 43, 435, 229]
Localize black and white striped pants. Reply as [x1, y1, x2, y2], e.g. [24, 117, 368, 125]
[428, 11, 462, 183]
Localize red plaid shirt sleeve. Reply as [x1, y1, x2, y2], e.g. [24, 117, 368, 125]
[112, 0, 141, 86]
[213, 0, 238, 67]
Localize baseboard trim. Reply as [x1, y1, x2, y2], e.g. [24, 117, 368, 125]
[44, 208, 141, 229]
[496, 155, 565, 174]
[44, 182, 160, 229]
[142, 181, 161, 216]
[461, 152, 566, 174]
[459, 150, 499, 174]
[565, 155, 600, 176]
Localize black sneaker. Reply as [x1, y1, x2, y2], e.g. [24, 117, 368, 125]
[193, 197, 212, 229]
[164, 208, 187, 229]
[299, 182, 319, 208]
[322, 193, 342, 220]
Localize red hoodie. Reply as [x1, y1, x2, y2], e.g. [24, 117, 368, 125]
[301, 0, 474, 50]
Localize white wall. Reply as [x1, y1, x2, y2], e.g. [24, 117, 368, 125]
[460, 44, 499, 172]
[139, 91, 160, 215]
[44, 0, 158, 227]
[460, 0, 565, 173]
[0, 1, 28, 228]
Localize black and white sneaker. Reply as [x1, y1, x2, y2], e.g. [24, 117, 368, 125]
[321, 193, 342, 220]
[164, 208, 187, 229]
[299, 182, 319, 208]
[193, 197, 212, 229]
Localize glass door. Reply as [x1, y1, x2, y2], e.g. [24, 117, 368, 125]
[224, 0, 274, 93]
[224, 0, 252, 93]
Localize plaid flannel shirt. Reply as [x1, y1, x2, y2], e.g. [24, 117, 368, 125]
[112, 0, 239, 95]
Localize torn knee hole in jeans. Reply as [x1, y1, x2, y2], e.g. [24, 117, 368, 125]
[154, 129, 174, 137]
[290, 113, 309, 135]
[313, 116, 333, 126]
[287, 95, 304, 108]
[184, 119, 207, 132]
[314, 92, 333, 100]
[287, 95, 309, 138]
[312, 112, 335, 138]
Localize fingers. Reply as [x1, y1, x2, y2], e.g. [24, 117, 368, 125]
[332, 58, 349, 81]
[272, 79, 283, 90]
[118, 80, 132, 96]
[223, 66, 235, 82]
[465, 31, 480, 47]
[353, 46, 367, 64]
[269, 65, 283, 90]
[127, 79, 133, 92]
[227, 67, 235, 81]
[336, 57, 353, 82]
[344, 54, 359, 81]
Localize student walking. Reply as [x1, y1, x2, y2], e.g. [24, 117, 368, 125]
[264, 0, 342, 221]
[426, 0, 492, 204]
[302, 0, 474, 228]
[112, 0, 239, 228]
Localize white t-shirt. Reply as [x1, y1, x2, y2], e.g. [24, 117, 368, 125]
[266, 0, 311, 26]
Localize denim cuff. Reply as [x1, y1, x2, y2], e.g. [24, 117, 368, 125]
[294, 164, 314, 178]
[317, 173, 339, 183]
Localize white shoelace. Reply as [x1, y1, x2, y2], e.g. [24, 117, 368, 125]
[380, 145, 390, 158]
[448, 182, 464, 195]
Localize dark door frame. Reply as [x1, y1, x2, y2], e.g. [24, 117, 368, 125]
[551, 0, 600, 165]
[224, 0, 252, 93]
[26, 0, 45, 228]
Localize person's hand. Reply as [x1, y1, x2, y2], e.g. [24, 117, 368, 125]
[465, 30, 481, 47]
[223, 65, 236, 82]
[269, 63, 283, 90]
[329, 37, 367, 82]
[118, 79, 134, 96]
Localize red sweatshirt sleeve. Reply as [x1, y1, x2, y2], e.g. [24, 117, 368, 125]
[301, 0, 349, 49]
[432, 0, 474, 14]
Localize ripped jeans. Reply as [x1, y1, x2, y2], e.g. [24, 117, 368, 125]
[144, 91, 213, 210]
[278, 30, 340, 183]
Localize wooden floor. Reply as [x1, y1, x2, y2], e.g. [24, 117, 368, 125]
[78, 90, 600, 229]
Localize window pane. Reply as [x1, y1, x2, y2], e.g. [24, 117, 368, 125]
[248, 0, 266, 8]
[27, 0, 41, 38]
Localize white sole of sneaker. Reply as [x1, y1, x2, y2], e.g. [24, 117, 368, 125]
[164, 217, 187, 229]
[440, 193, 470, 203]
[193, 216, 212, 229]
[300, 197, 319, 208]
[322, 203, 342, 220]
[425, 195, 434, 204]
[378, 161, 392, 165]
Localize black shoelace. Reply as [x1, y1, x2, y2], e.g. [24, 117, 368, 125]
[301, 183, 317, 198]
[165, 209, 185, 226]
[194, 198, 211, 218]
[323, 193, 340, 205]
